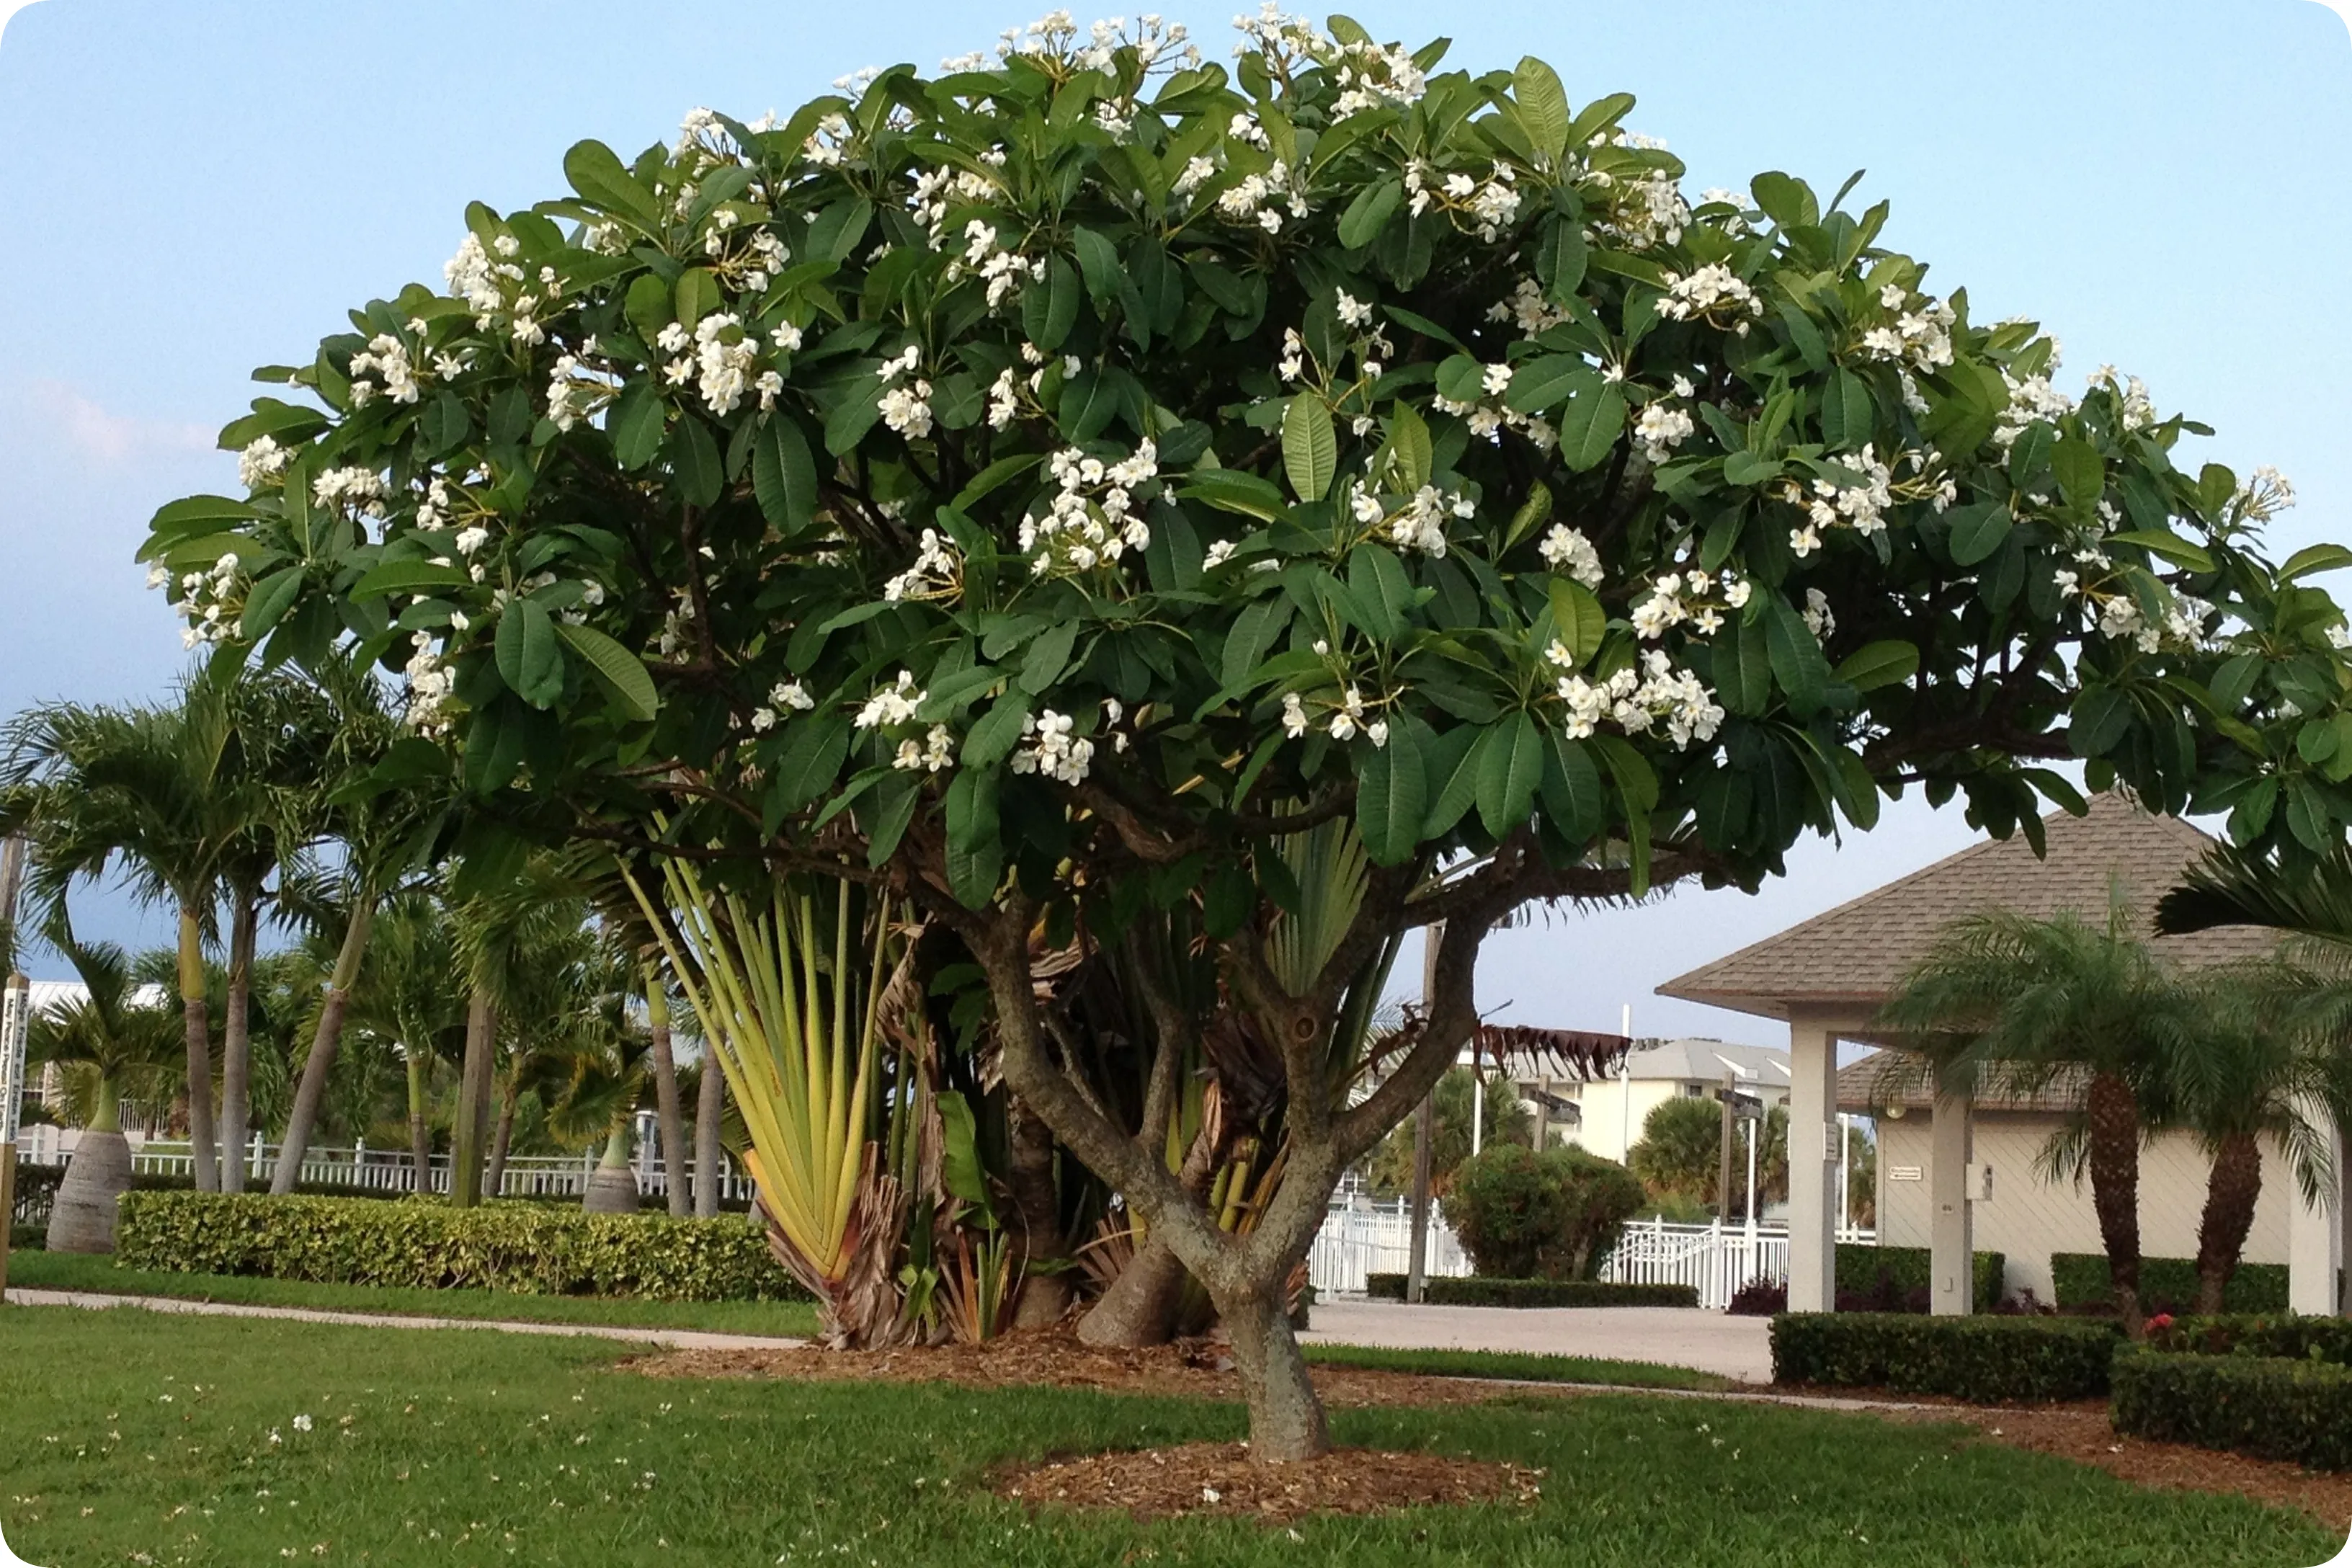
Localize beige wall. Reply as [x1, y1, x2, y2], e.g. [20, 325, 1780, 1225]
[1874, 1110, 2292, 1301]
[1546, 1077, 1790, 1164]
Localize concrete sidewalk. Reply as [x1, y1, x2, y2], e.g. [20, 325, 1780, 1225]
[4, 1288, 810, 1353]
[1302, 1300, 1773, 1383]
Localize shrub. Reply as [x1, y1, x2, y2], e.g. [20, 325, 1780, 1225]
[1770, 1312, 2119, 1402]
[1441, 1145, 1644, 1281]
[2111, 1345, 2352, 1470]
[2142, 1313, 2352, 1366]
[1727, 1277, 1787, 1316]
[115, 1192, 804, 1302]
[2049, 1252, 2289, 1314]
[1834, 1242, 2005, 1314]
[9, 1164, 64, 1227]
[1363, 1273, 1697, 1309]
[9, 1224, 45, 1252]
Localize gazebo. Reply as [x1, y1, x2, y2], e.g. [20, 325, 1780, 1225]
[1658, 793, 2346, 1315]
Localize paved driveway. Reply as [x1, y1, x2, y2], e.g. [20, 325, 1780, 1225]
[1302, 1301, 1773, 1384]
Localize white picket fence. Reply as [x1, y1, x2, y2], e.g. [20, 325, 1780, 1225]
[12, 1122, 757, 1207]
[1306, 1199, 1472, 1294]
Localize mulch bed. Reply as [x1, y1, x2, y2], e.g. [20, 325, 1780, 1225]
[630, 1327, 2352, 1528]
[994, 1441, 1544, 1523]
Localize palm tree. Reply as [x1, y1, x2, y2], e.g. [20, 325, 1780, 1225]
[1, 674, 269, 1191]
[348, 890, 467, 1190]
[2162, 963, 2335, 1312]
[543, 946, 656, 1215]
[446, 855, 585, 1206]
[29, 925, 183, 1252]
[1877, 891, 2188, 1337]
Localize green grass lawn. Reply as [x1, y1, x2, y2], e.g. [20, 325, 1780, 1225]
[5, 1250, 822, 1340]
[0, 1305, 2331, 1567]
[1298, 1342, 1731, 1391]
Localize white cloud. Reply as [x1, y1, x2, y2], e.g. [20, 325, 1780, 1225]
[2308, 0, 2352, 44]
[30, 380, 214, 462]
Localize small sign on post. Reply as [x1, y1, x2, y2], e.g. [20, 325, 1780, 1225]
[0, 971, 32, 1305]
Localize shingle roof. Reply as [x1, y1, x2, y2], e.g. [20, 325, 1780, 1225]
[1834, 1048, 2088, 1115]
[1658, 793, 2278, 1023]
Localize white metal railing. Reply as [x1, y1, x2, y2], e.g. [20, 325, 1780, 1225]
[1306, 1198, 1471, 1295]
[1598, 1217, 1876, 1309]
[12, 1126, 757, 1206]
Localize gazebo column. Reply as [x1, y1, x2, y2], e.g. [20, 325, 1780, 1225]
[1928, 1077, 1974, 1317]
[2289, 1107, 2343, 1315]
[1785, 1014, 1840, 1312]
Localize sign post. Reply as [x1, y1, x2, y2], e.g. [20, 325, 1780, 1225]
[0, 972, 32, 1305]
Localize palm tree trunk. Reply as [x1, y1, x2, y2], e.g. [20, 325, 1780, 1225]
[451, 986, 496, 1207]
[2085, 1069, 2145, 1337]
[2194, 1130, 2264, 1314]
[484, 1072, 520, 1198]
[219, 890, 258, 1193]
[176, 904, 219, 1193]
[694, 1049, 724, 1219]
[405, 1047, 433, 1193]
[646, 974, 690, 1218]
[583, 1124, 641, 1213]
[50, 1072, 132, 1255]
[271, 899, 375, 1195]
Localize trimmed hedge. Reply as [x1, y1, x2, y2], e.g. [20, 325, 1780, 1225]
[2112, 1345, 2352, 1470]
[1364, 1273, 1698, 1309]
[1771, 1311, 2121, 1402]
[2144, 1313, 2352, 1366]
[1835, 1242, 2006, 1314]
[2050, 1252, 2290, 1314]
[115, 1192, 804, 1302]
[10, 1163, 64, 1226]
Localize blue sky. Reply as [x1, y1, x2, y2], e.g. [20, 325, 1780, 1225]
[0, 0, 2346, 1047]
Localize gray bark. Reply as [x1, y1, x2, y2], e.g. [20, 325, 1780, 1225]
[451, 988, 496, 1207]
[582, 1129, 641, 1213]
[48, 1131, 133, 1254]
[484, 1076, 518, 1198]
[648, 997, 690, 1219]
[1219, 1291, 1329, 1463]
[694, 1051, 724, 1219]
[272, 901, 374, 1195]
[219, 894, 257, 1193]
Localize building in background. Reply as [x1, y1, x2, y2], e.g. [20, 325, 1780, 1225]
[1519, 1037, 1791, 1164]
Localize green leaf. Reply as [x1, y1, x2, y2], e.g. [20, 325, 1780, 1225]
[562, 140, 661, 228]
[1833, 640, 1919, 692]
[494, 597, 565, 708]
[1946, 502, 2012, 566]
[609, 383, 667, 471]
[1355, 723, 1427, 865]
[1502, 356, 1592, 416]
[623, 274, 672, 347]
[945, 767, 1003, 907]
[1815, 373, 1872, 455]
[752, 417, 819, 533]
[1712, 614, 1772, 716]
[1348, 548, 1415, 641]
[673, 267, 721, 329]
[556, 623, 658, 721]
[2281, 543, 2352, 583]
[1748, 171, 1819, 229]
[1282, 393, 1337, 502]
[1181, 469, 1289, 522]
[772, 716, 850, 812]
[352, 559, 471, 600]
[1546, 579, 1605, 669]
[1513, 56, 1570, 162]
[1765, 599, 1830, 718]
[1554, 379, 1626, 472]
[239, 566, 306, 641]
[1723, 451, 1781, 487]
[961, 692, 1032, 767]
[2052, 436, 2106, 517]
[1221, 597, 1293, 692]
[1504, 481, 1551, 552]
[1474, 712, 1544, 839]
[1539, 731, 1603, 841]
[935, 1090, 994, 1220]
[1020, 620, 1079, 695]
[2105, 529, 2215, 574]
[1336, 177, 1402, 249]
[669, 416, 723, 507]
[417, 392, 471, 459]
[1072, 227, 1123, 306]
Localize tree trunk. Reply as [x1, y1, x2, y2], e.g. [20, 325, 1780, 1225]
[271, 899, 375, 1195]
[2084, 1069, 2144, 1338]
[484, 1074, 519, 1198]
[695, 1048, 724, 1219]
[219, 891, 258, 1193]
[451, 987, 496, 1208]
[1217, 1290, 1331, 1461]
[405, 1048, 433, 1193]
[646, 976, 690, 1219]
[1078, 1119, 1221, 1348]
[583, 1126, 641, 1213]
[1006, 1092, 1072, 1327]
[49, 1127, 134, 1255]
[176, 904, 218, 1193]
[2194, 1130, 2263, 1316]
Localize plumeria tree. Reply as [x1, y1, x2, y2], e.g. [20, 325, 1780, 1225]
[143, 10, 2348, 1458]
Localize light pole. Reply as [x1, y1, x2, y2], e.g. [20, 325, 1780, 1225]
[0, 971, 32, 1305]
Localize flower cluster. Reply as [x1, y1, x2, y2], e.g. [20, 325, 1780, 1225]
[152, 553, 245, 649]
[998, 10, 1195, 74]
[1634, 379, 1698, 465]
[1628, 569, 1751, 639]
[1538, 525, 1605, 589]
[2085, 365, 2156, 433]
[855, 670, 927, 731]
[238, 436, 292, 491]
[1991, 364, 2076, 454]
[1657, 265, 1760, 331]
[1216, 160, 1309, 232]
[2231, 465, 2297, 525]
[1280, 685, 1391, 747]
[348, 333, 420, 406]
[2055, 556, 2212, 654]
[747, 680, 814, 733]
[1490, 277, 1571, 339]
[402, 632, 458, 736]
[313, 466, 388, 520]
[1592, 163, 1689, 251]
[1552, 649, 1724, 748]
[1402, 160, 1522, 240]
[953, 219, 1046, 311]
[1432, 362, 1556, 450]
[1010, 708, 1094, 783]
[1020, 440, 1158, 576]
[1353, 481, 1474, 558]
[875, 345, 934, 439]
[884, 528, 964, 603]
[1861, 286, 1956, 373]
[1781, 446, 1894, 557]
